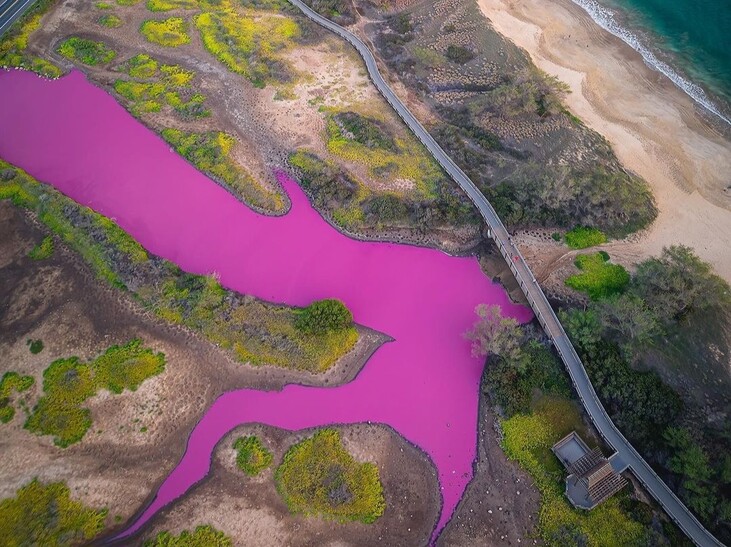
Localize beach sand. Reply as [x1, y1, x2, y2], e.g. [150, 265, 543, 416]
[476, 0, 731, 282]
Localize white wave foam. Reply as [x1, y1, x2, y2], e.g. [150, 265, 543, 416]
[570, 0, 731, 126]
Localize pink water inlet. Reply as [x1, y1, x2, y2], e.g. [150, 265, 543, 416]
[0, 70, 532, 542]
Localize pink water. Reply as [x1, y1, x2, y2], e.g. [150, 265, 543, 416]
[0, 70, 532, 542]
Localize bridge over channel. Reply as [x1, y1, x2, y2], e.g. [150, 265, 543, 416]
[283, 1, 723, 545]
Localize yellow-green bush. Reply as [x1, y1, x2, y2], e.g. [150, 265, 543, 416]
[565, 252, 629, 300]
[275, 429, 385, 523]
[0, 371, 34, 424]
[501, 397, 648, 545]
[28, 235, 54, 260]
[0, 3, 62, 78]
[146, 0, 198, 11]
[126, 53, 159, 78]
[140, 17, 191, 47]
[24, 340, 165, 447]
[194, 8, 299, 87]
[0, 479, 107, 545]
[57, 37, 116, 66]
[234, 435, 273, 476]
[98, 14, 123, 28]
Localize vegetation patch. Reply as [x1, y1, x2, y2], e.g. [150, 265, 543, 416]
[161, 128, 284, 211]
[275, 429, 385, 523]
[194, 7, 299, 87]
[98, 14, 123, 28]
[144, 525, 232, 546]
[140, 17, 191, 47]
[117, 0, 141, 5]
[146, 0, 198, 11]
[501, 397, 648, 545]
[234, 435, 273, 476]
[564, 226, 607, 249]
[28, 338, 44, 354]
[295, 298, 353, 335]
[445, 45, 474, 64]
[24, 339, 165, 447]
[0, 479, 107, 545]
[57, 37, 116, 66]
[114, 54, 209, 118]
[28, 235, 54, 260]
[0, 371, 34, 424]
[0, 0, 62, 78]
[325, 110, 443, 197]
[565, 252, 629, 300]
[1, 161, 357, 373]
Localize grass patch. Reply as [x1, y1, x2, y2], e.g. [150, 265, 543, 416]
[234, 435, 273, 476]
[0, 371, 34, 424]
[24, 339, 165, 447]
[0, 479, 107, 544]
[0, 0, 62, 78]
[144, 525, 232, 546]
[1, 161, 357, 374]
[194, 7, 299, 87]
[28, 235, 54, 260]
[565, 252, 629, 300]
[98, 14, 123, 28]
[501, 396, 648, 545]
[275, 429, 385, 523]
[140, 17, 191, 47]
[57, 37, 116, 66]
[564, 226, 607, 249]
[117, 0, 141, 5]
[147, 0, 198, 10]
[161, 128, 284, 211]
[96, 1, 113, 7]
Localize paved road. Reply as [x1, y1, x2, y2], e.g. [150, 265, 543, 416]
[0, 0, 35, 37]
[286, 1, 723, 545]
[0, 0, 722, 544]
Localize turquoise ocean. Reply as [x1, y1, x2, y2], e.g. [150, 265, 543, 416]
[569, 0, 731, 126]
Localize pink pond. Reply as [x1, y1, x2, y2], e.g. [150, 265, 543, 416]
[0, 70, 531, 542]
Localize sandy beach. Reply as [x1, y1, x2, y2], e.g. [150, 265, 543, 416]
[476, 0, 731, 282]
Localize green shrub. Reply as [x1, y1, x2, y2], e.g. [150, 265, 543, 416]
[565, 252, 629, 300]
[233, 435, 273, 476]
[28, 338, 44, 354]
[98, 14, 123, 28]
[25, 340, 165, 447]
[445, 45, 474, 64]
[144, 525, 232, 546]
[28, 235, 54, 260]
[331, 112, 396, 151]
[57, 37, 116, 65]
[0, 479, 107, 545]
[564, 226, 607, 249]
[275, 429, 385, 523]
[140, 17, 190, 47]
[295, 299, 353, 335]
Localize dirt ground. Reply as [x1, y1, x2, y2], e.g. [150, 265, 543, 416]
[134, 423, 441, 546]
[0, 201, 387, 535]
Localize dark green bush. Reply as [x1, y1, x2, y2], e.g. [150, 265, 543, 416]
[295, 299, 353, 335]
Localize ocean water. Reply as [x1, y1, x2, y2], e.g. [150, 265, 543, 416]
[570, 0, 731, 126]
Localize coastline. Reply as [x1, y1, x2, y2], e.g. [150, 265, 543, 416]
[476, 0, 731, 283]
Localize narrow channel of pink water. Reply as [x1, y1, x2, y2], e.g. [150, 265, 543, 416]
[0, 70, 532, 542]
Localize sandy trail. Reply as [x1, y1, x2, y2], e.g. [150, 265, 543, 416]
[476, 0, 731, 282]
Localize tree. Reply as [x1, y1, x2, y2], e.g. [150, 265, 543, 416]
[632, 245, 730, 325]
[295, 299, 353, 335]
[595, 293, 660, 353]
[465, 304, 524, 366]
[560, 307, 602, 354]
